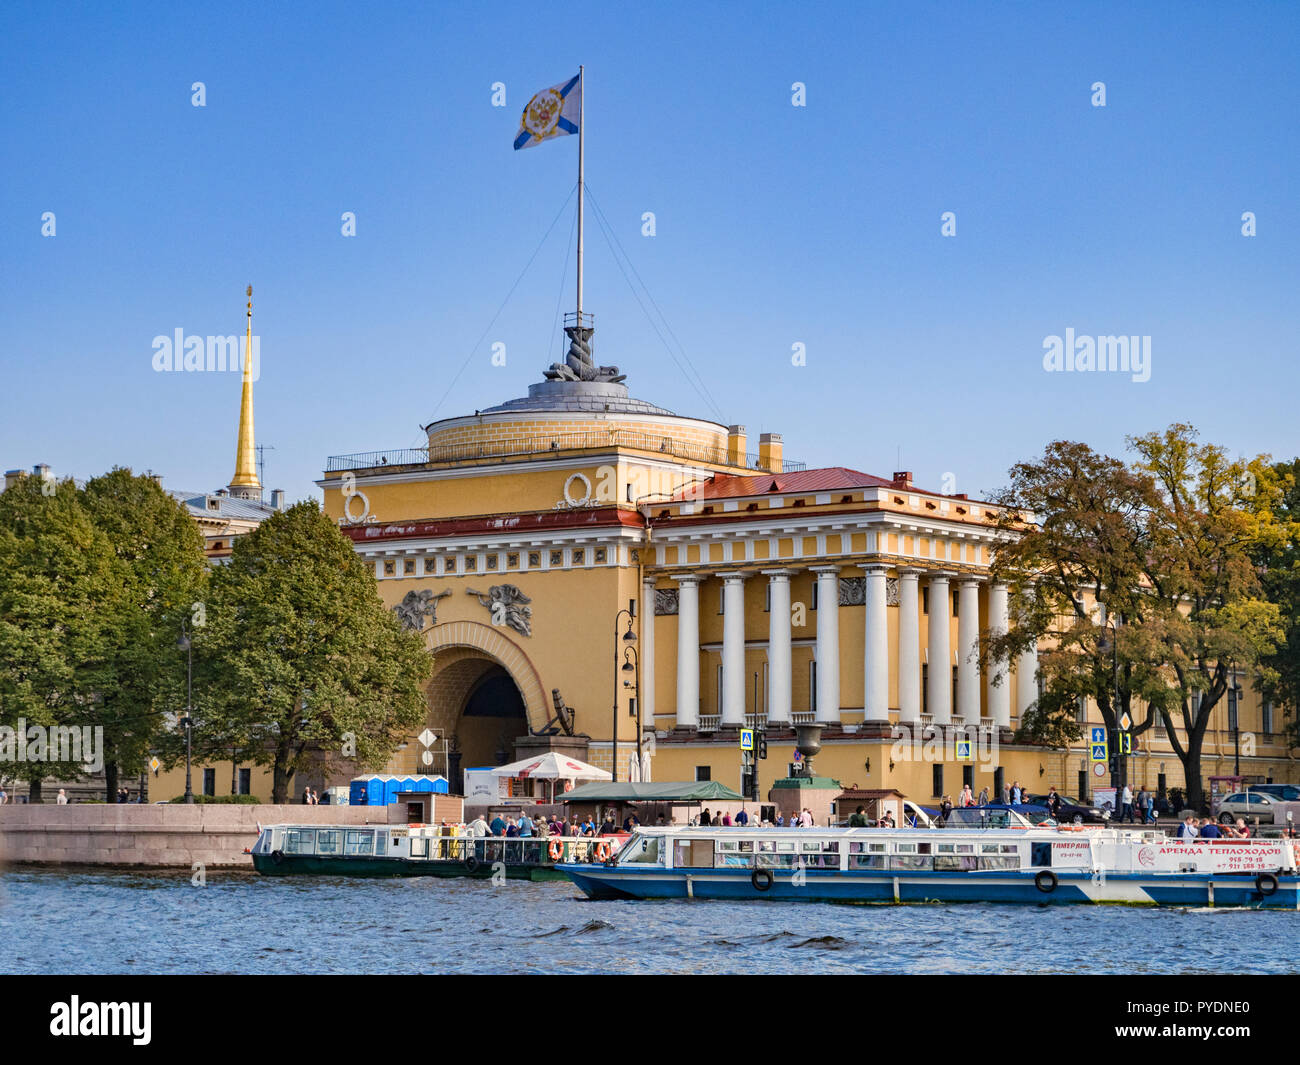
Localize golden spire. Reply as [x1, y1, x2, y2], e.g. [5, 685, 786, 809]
[228, 284, 261, 499]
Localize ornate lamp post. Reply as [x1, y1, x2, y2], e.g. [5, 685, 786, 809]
[612, 602, 637, 783]
[622, 645, 640, 779]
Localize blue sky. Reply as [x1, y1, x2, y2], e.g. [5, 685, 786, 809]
[2, 1, 1296, 504]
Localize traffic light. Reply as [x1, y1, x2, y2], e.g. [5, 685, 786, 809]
[757, 731, 768, 760]
[741, 767, 759, 802]
[1120, 733, 1132, 754]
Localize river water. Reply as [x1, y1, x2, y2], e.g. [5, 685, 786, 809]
[2, 867, 1295, 975]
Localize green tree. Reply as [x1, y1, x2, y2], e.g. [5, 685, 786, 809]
[79, 469, 208, 801]
[202, 501, 431, 802]
[990, 426, 1283, 811]
[1254, 459, 1300, 740]
[0, 474, 120, 800]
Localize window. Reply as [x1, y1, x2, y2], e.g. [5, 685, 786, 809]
[695, 766, 711, 781]
[550, 550, 562, 566]
[620, 835, 660, 864]
[953, 591, 959, 616]
[572, 549, 584, 565]
[238, 768, 251, 795]
[952, 666, 959, 712]
[284, 829, 315, 855]
[404, 559, 415, 575]
[932, 764, 943, 797]
[424, 558, 436, 574]
[922, 664, 929, 714]
[445, 557, 456, 572]
[1263, 701, 1274, 735]
[507, 553, 519, 568]
[809, 659, 817, 712]
[674, 839, 715, 868]
[202, 768, 215, 797]
[811, 581, 818, 610]
[594, 548, 606, 564]
[344, 830, 374, 856]
[316, 830, 341, 855]
[486, 554, 498, 570]
[717, 664, 723, 714]
[465, 555, 476, 571]
[1076, 695, 1088, 723]
[764, 583, 771, 612]
[383, 561, 396, 576]
[718, 587, 725, 614]
[962, 765, 974, 788]
[922, 587, 929, 614]
[528, 551, 540, 567]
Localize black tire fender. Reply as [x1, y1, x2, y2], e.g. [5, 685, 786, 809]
[751, 868, 775, 892]
[1034, 870, 1057, 893]
[270, 849, 284, 865]
[465, 854, 480, 873]
[1256, 872, 1279, 896]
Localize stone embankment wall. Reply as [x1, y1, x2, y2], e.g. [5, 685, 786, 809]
[0, 804, 389, 868]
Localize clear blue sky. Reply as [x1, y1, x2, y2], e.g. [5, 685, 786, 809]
[2, 1, 1296, 504]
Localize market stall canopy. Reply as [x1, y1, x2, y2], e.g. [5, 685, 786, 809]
[488, 752, 612, 781]
[562, 781, 743, 803]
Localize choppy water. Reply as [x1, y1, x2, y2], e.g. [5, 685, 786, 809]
[2, 867, 1296, 975]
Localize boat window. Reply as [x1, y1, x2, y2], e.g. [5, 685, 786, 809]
[980, 844, 1000, 854]
[776, 842, 796, 852]
[978, 855, 1021, 870]
[718, 841, 738, 851]
[889, 854, 934, 871]
[718, 849, 753, 868]
[345, 830, 374, 856]
[917, 842, 931, 855]
[376, 832, 387, 855]
[955, 844, 975, 854]
[738, 840, 754, 853]
[935, 855, 980, 871]
[895, 843, 917, 854]
[757, 840, 776, 852]
[1000, 844, 1018, 854]
[823, 841, 838, 853]
[937, 843, 955, 853]
[284, 829, 315, 855]
[410, 837, 428, 858]
[674, 839, 715, 869]
[849, 853, 887, 870]
[1031, 842, 1052, 867]
[621, 836, 661, 864]
[756, 851, 798, 869]
[801, 842, 821, 852]
[316, 830, 341, 855]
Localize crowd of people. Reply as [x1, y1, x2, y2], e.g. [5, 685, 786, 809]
[452, 810, 646, 838]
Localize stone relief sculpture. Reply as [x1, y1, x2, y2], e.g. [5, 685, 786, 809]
[886, 577, 900, 606]
[467, 584, 533, 637]
[654, 588, 679, 615]
[392, 589, 451, 632]
[838, 577, 866, 606]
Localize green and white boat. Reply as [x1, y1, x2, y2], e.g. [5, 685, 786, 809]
[249, 822, 618, 881]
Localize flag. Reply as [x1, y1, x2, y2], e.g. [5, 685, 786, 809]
[514, 72, 581, 150]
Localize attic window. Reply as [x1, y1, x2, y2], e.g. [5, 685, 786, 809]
[746, 502, 759, 512]
[206, 498, 220, 511]
[893, 496, 905, 505]
[925, 501, 937, 510]
[701, 506, 714, 515]
[792, 498, 806, 507]
[658, 509, 670, 519]
[955, 506, 966, 515]
[840, 495, 852, 504]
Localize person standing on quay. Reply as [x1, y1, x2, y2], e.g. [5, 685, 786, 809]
[1120, 783, 1133, 824]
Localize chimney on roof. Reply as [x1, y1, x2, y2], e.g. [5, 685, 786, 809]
[726, 425, 747, 468]
[759, 432, 783, 474]
[5, 469, 24, 490]
[892, 471, 913, 486]
[271, 489, 285, 510]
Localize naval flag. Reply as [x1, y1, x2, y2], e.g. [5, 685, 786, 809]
[514, 72, 581, 150]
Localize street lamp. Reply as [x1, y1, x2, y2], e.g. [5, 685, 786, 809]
[177, 626, 194, 805]
[1228, 666, 1243, 776]
[612, 602, 637, 783]
[622, 645, 640, 779]
[1099, 615, 1124, 802]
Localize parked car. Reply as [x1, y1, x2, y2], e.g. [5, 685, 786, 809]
[1217, 791, 1280, 823]
[1247, 784, 1300, 801]
[1026, 793, 1110, 824]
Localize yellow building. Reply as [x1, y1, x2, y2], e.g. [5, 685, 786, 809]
[318, 334, 1297, 812]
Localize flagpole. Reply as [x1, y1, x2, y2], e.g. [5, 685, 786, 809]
[576, 64, 584, 325]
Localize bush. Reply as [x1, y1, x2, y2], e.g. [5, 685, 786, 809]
[166, 794, 261, 804]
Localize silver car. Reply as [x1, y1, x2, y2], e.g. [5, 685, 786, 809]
[1217, 791, 1279, 823]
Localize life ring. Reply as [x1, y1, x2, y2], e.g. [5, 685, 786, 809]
[593, 841, 611, 862]
[1034, 870, 1058, 893]
[270, 849, 284, 865]
[1256, 872, 1279, 896]
[464, 854, 480, 873]
[751, 868, 775, 892]
[548, 839, 563, 861]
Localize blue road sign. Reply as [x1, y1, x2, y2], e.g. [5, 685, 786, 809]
[1091, 743, 1108, 762]
[1091, 726, 1107, 745]
[740, 728, 754, 751]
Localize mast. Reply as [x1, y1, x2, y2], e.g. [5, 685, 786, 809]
[576, 64, 584, 324]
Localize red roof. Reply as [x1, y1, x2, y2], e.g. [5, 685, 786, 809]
[673, 467, 900, 502]
[341, 506, 643, 543]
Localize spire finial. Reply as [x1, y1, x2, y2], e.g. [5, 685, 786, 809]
[228, 284, 261, 499]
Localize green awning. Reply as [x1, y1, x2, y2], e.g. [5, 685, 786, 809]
[561, 780, 744, 803]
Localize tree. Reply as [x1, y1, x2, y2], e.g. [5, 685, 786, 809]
[989, 426, 1283, 811]
[0, 474, 120, 800]
[202, 501, 431, 802]
[79, 469, 208, 801]
[1253, 459, 1300, 741]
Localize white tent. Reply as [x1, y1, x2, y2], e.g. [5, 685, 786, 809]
[489, 752, 611, 782]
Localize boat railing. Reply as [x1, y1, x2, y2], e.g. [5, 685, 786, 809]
[416, 834, 616, 866]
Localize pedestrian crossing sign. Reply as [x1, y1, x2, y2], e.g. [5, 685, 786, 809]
[956, 739, 972, 760]
[739, 728, 754, 751]
[1091, 743, 1108, 762]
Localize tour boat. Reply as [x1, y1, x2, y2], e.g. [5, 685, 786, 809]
[558, 826, 1300, 907]
[249, 823, 619, 881]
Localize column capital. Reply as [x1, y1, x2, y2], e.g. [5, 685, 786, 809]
[859, 563, 891, 576]
[809, 565, 842, 576]
[927, 570, 957, 583]
[674, 573, 705, 586]
[958, 574, 986, 587]
[715, 570, 752, 583]
[760, 567, 797, 579]
[897, 566, 924, 579]
[642, 574, 658, 588]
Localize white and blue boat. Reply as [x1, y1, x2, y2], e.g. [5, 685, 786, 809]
[559, 824, 1300, 907]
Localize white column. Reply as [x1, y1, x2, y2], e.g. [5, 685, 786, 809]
[898, 568, 922, 724]
[812, 567, 841, 724]
[641, 576, 656, 734]
[1016, 640, 1039, 722]
[957, 578, 982, 725]
[764, 569, 794, 726]
[862, 564, 890, 723]
[987, 580, 1011, 729]
[675, 575, 702, 729]
[927, 572, 953, 725]
[720, 572, 748, 727]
